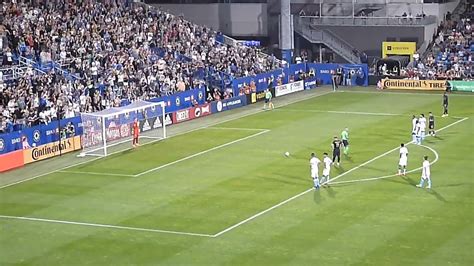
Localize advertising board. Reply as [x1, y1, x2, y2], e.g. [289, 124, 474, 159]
[23, 136, 82, 164]
[275, 80, 304, 97]
[382, 79, 447, 91]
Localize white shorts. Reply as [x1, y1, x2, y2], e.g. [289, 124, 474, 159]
[323, 168, 330, 176]
[422, 173, 430, 179]
[311, 169, 319, 179]
[399, 158, 407, 167]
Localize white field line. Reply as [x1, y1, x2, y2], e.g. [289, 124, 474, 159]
[208, 127, 270, 131]
[330, 144, 439, 185]
[279, 109, 402, 116]
[212, 117, 468, 237]
[212, 144, 404, 237]
[57, 170, 135, 177]
[434, 117, 469, 132]
[134, 130, 270, 177]
[0, 90, 334, 190]
[0, 215, 213, 238]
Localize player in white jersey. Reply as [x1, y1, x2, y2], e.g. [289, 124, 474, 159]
[398, 143, 409, 176]
[411, 115, 418, 143]
[320, 153, 333, 185]
[419, 114, 427, 141]
[414, 121, 423, 145]
[416, 156, 431, 189]
[309, 152, 321, 189]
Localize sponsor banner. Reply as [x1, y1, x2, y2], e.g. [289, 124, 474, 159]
[232, 63, 368, 96]
[449, 81, 474, 92]
[286, 63, 307, 79]
[146, 87, 206, 114]
[382, 41, 416, 61]
[304, 76, 318, 90]
[23, 136, 82, 164]
[140, 117, 157, 132]
[232, 69, 285, 96]
[173, 109, 191, 124]
[382, 79, 447, 91]
[250, 88, 276, 104]
[211, 95, 247, 113]
[275, 84, 291, 97]
[172, 103, 211, 124]
[138, 114, 173, 132]
[0, 150, 24, 172]
[191, 103, 211, 119]
[0, 116, 82, 155]
[275, 80, 304, 97]
[164, 113, 173, 126]
[106, 121, 131, 142]
[306, 63, 368, 86]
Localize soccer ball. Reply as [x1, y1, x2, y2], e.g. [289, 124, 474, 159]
[284, 152, 290, 157]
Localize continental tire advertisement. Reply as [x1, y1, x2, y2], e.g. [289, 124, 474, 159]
[382, 79, 447, 91]
[23, 136, 82, 164]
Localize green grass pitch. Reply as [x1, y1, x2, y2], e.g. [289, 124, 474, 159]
[1, 88, 473, 265]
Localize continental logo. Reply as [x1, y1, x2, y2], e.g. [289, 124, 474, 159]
[23, 136, 81, 164]
[382, 79, 446, 91]
[31, 139, 71, 160]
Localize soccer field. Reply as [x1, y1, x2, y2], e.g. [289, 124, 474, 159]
[1, 88, 473, 265]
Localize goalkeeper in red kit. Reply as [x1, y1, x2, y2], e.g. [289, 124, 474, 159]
[132, 118, 140, 147]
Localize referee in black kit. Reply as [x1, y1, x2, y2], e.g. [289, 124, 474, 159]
[332, 136, 342, 166]
[442, 91, 449, 117]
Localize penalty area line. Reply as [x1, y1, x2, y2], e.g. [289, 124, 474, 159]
[0, 215, 214, 238]
[134, 130, 270, 177]
[213, 143, 404, 238]
[212, 117, 468, 237]
[330, 144, 439, 185]
[57, 170, 135, 177]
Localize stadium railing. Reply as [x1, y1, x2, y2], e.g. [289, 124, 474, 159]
[299, 15, 437, 26]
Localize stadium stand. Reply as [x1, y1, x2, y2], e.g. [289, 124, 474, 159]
[0, 0, 280, 133]
[401, 0, 473, 80]
[379, 1, 472, 80]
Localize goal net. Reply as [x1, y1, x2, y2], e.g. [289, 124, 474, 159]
[80, 100, 167, 157]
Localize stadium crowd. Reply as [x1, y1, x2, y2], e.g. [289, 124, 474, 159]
[0, 0, 279, 133]
[401, 9, 473, 80]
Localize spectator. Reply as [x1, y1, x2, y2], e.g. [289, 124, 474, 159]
[1, 0, 280, 129]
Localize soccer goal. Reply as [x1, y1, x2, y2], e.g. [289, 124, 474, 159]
[80, 100, 167, 157]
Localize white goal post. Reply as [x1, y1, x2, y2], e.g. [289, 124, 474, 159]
[80, 100, 167, 157]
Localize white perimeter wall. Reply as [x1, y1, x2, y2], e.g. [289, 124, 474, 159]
[153, 3, 268, 37]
